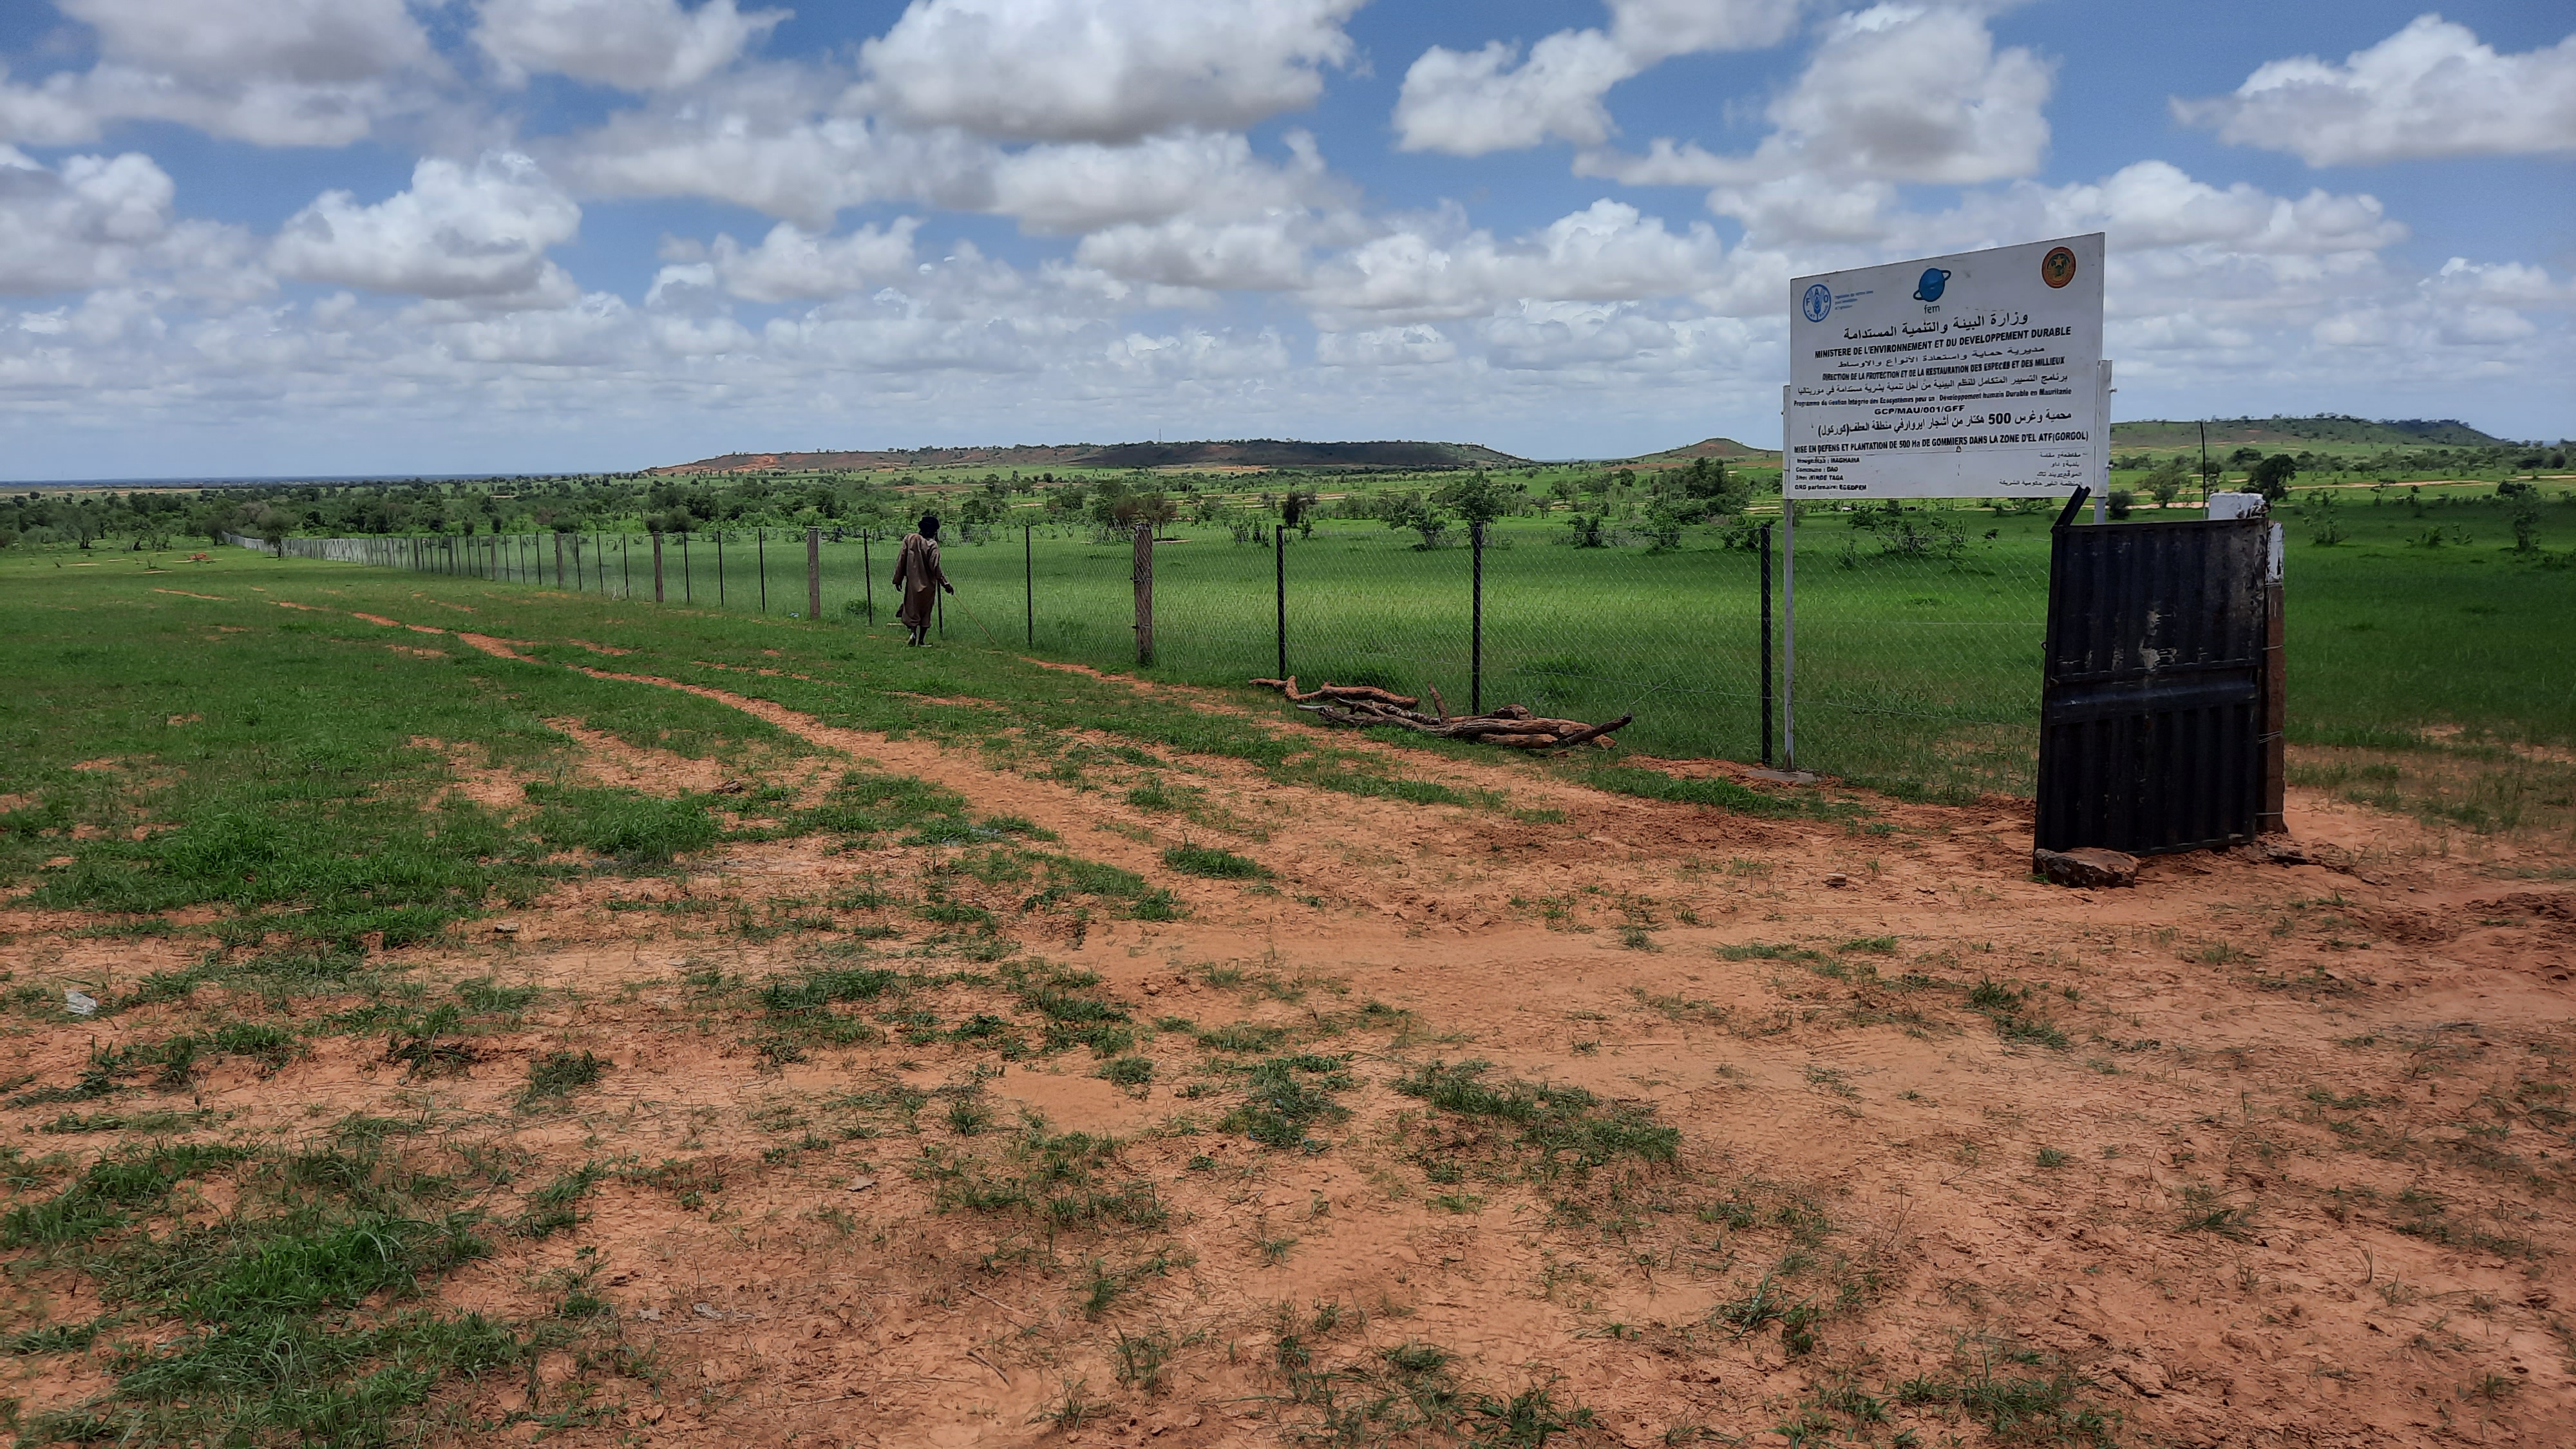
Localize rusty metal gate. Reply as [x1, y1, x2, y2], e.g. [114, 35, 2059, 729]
[2036, 508, 2277, 855]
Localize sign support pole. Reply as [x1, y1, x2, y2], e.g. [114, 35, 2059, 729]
[2093, 359, 2114, 524]
[1779, 383, 1797, 772]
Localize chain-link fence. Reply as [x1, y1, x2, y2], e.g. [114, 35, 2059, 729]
[228, 499, 2060, 797]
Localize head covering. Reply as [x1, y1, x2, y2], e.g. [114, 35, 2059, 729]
[918, 514, 940, 537]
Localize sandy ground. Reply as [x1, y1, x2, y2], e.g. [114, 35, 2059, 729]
[5, 607, 2573, 1449]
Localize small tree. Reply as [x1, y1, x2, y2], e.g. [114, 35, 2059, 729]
[2248, 454, 2299, 502]
[1279, 488, 1318, 537]
[1642, 497, 1696, 549]
[1380, 492, 1450, 549]
[1430, 471, 1514, 545]
[2146, 460, 2186, 510]
[1108, 489, 1178, 533]
[2509, 493, 2541, 554]
[2309, 492, 2347, 545]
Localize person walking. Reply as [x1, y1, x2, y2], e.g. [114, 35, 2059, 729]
[892, 513, 954, 645]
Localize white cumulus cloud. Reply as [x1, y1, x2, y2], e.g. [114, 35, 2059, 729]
[683, 218, 923, 303]
[990, 129, 1344, 234]
[1305, 198, 1732, 327]
[0, 145, 263, 299]
[474, 0, 789, 91]
[1073, 217, 1309, 292]
[861, 0, 1363, 144]
[1, 0, 439, 147]
[2175, 15, 2576, 166]
[1395, 0, 1801, 155]
[271, 151, 582, 305]
[1579, 6, 2052, 193]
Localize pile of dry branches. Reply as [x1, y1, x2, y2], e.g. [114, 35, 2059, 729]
[1250, 677, 1628, 750]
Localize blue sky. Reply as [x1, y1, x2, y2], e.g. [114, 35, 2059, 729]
[1, 0, 2569, 478]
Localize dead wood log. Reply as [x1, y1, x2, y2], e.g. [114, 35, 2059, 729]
[1266, 677, 1624, 751]
[1543, 714, 1631, 750]
[1250, 677, 1420, 708]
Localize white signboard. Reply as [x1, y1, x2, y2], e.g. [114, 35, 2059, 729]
[1786, 233, 2105, 497]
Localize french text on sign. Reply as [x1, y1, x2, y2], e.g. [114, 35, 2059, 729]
[1786, 234, 2105, 499]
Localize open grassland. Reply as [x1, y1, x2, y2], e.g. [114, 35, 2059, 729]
[3, 552, 2575, 1448]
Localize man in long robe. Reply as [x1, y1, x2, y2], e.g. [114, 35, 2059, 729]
[892, 513, 952, 645]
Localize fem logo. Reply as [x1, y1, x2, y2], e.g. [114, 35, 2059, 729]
[1912, 267, 1951, 303]
[1801, 282, 1833, 322]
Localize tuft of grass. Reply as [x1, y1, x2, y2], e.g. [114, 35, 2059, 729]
[1899, 1359, 2117, 1448]
[1197, 1022, 1291, 1054]
[1224, 1054, 1354, 1150]
[518, 1049, 605, 1106]
[1468, 1383, 1598, 1447]
[1965, 978, 2067, 1050]
[513, 1162, 605, 1238]
[1034, 1377, 1108, 1431]
[1393, 1059, 1678, 1175]
[1161, 843, 1270, 880]
[1, 1142, 249, 1247]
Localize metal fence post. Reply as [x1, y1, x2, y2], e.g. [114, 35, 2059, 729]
[716, 531, 726, 606]
[554, 533, 564, 589]
[757, 529, 768, 613]
[1470, 520, 1484, 716]
[862, 529, 874, 623]
[1025, 524, 1035, 647]
[1780, 383, 1797, 771]
[806, 527, 821, 619]
[1274, 522, 1287, 680]
[621, 535, 631, 598]
[681, 533, 692, 603]
[652, 533, 665, 602]
[1759, 523, 1775, 767]
[1132, 523, 1154, 665]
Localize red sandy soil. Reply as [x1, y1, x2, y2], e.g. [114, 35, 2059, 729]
[5, 611, 2571, 1449]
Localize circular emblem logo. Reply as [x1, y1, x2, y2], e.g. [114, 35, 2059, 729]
[1911, 267, 1951, 303]
[2041, 246, 2078, 289]
[1801, 282, 1833, 323]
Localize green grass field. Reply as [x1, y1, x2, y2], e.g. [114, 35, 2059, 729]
[327, 484, 2576, 800]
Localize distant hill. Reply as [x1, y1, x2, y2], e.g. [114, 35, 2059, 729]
[652, 439, 1523, 475]
[2108, 415, 2510, 450]
[1624, 437, 1782, 466]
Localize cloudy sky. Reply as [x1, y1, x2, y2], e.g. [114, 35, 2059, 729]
[2, 0, 2570, 478]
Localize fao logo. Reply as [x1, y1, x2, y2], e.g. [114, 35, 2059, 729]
[1801, 282, 1833, 323]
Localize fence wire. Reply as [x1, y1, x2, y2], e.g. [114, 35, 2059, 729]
[229, 498, 2060, 798]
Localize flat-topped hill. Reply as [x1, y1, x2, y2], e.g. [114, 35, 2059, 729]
[652, 439, 1524, 474]
[2107, 416, 2509, 449]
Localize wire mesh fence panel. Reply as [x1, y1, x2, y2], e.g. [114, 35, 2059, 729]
[1786, 499, 2056, 798]
[231, 497, 2068, 798]
[1267, 523, 1473, 705]
[915, 525, 1046, 648]
[1481, 522, 1769, 763]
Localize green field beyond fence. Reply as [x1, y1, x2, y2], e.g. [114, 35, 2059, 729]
[231, 486, 2576, 801]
